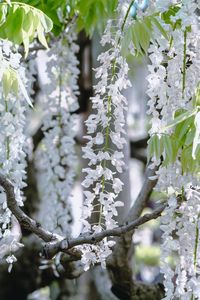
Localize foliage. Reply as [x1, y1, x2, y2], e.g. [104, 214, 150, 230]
[15, 0, 118, 36]
[75, 0, 118, 35]
[121, 14, 169, 57]
[148, 104, 200, 173]
[0, 2, 53, 57]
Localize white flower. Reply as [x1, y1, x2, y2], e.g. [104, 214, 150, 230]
[112, 178, 124, 194]
[110, 132, 126, 149]
[6, 254, 17, 273]
[149, 2, 200, 298]
[36, 25, 79, 236]
[0, 40, 30, 265]
[111, 151, 124, 173]
[80, 3, 131, 271]
[95, 132, 104, 145]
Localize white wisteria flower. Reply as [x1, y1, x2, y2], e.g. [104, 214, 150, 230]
[0, 39, 31, 266]
[80, 1, 133, 270]
[147, 1, 200, 299]
[36, 26, 79, 236]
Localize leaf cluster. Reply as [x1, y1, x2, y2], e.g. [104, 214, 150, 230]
[2, 66, 32, 105]
[121, 15, 168, 57]
[15, 0, 118, 36]
[0, 2, 53, 57]
[148, 105, 200, 174]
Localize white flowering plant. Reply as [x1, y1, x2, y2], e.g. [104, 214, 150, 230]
[0, 0, 199, 299]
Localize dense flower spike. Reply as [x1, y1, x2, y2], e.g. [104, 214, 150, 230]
[147, 1, 200, 299]
[36, 26, 79, 236]
[80, 1, 133, 270]
[159, 180, 200, 300]
[0, 40, 30, 269]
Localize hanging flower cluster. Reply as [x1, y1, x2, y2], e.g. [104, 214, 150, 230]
[0, 40, 31, 270]
[159, 170, 200, 300]
[148, 0, 199, 133]
[147, 1, 200, 298]
[36, 26, 80, 236]
[79, 2, 133, 270]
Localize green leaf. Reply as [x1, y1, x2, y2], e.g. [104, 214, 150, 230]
[151, 16, 169, 41]
[40, 11, 53, 32]
[192, 112, 200, 159]
[161, 4, 181, 26]
[193, 84, 200, 107]
[163, 135, 176, 164]
[0, 3, 7, 26]
[0, 2, 53, 57]
[37, 21, 48, 49]
[147, 134, 163, 161]
[17, 73, 33, 107]
[2, 68, 11, 99]
[138, 21, 151, 54]
[5, 0, 11, 5]
[174, 115, 194, 148]
[154, 135, 163, 160]
[22, 29, 30, 58]
[185, 128, 195, 146]
[165, 108, 197, 129]
[121, 26, 132, 57]
[2, 67, 19, 99]
[131, 22, 143, 55]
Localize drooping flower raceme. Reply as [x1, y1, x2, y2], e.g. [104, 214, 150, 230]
[0, 40, 31, 270]
[36, 27, 79, 236]
[147, 1, 200, 299]
[79, 2, 133, 270]
[159, 180, 200, 300]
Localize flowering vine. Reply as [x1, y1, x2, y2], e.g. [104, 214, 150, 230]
[147, 0, 200, 298]
[0, 39, 31, 270]
[35, 26, 80, 236]
[79, 1, 137, 270]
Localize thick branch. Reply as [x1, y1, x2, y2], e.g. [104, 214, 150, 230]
[0, 173, 55, 242]
[0, 171, 164, 259]
[126, 166, 158, 223]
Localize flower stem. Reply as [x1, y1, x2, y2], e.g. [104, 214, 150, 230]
[182, 29, 187, 98]
[98, 2, 133, 227]
[120, 0, 135, 35]
[194, 219, 199, 273]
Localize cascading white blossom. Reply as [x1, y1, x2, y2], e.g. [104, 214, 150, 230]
[159, 177, 200, 300]
[0, 40, 31, 270]
[35, 26, 79, 236]
[147, 1, 200, 299]
[79, 2, 132, 271]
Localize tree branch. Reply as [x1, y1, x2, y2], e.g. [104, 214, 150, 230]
[0, 171, 164, 259]
[126, 166, 158, 223]
[71, 205, 165, 245]
[0, 173, 55, 242]
[43, 204, 165, 258]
